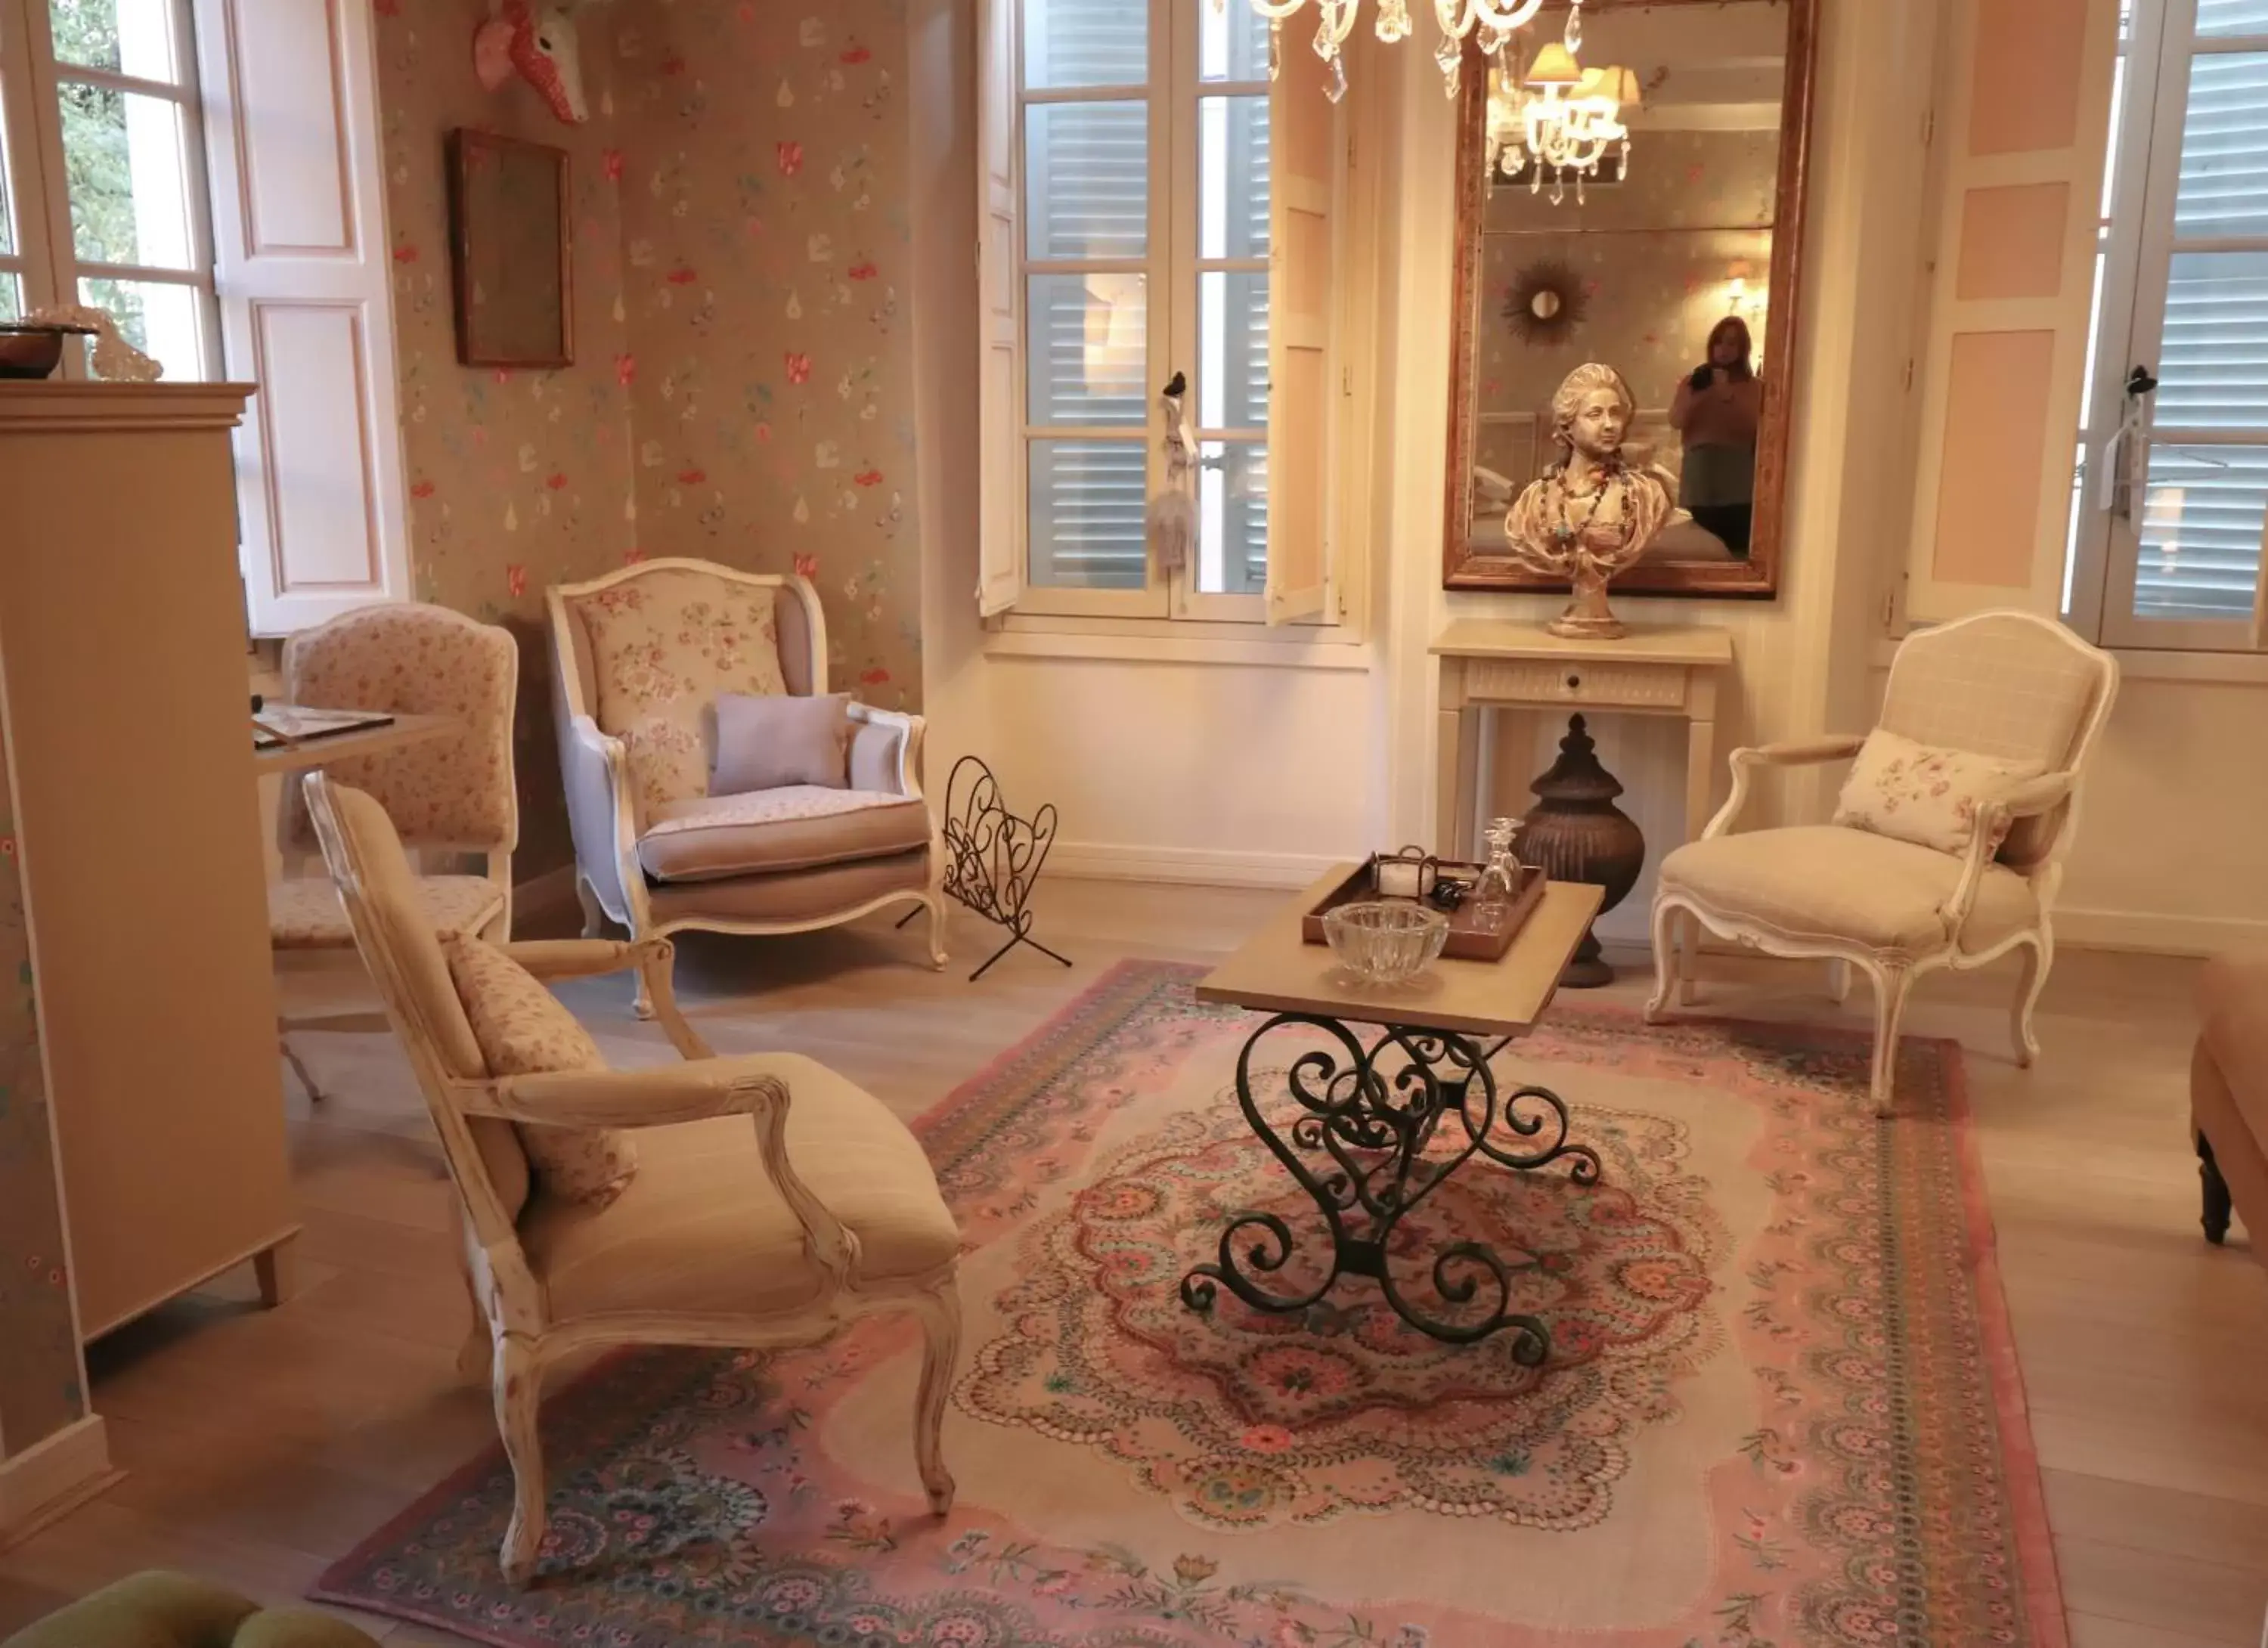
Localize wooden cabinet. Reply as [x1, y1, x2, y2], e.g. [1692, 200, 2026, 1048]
[0, 383, 297, 1340]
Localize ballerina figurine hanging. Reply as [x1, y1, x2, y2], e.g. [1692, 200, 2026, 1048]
[1505, 363, 1674, 640]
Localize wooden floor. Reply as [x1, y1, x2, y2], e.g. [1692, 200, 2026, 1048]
[2, 880, 2263, 1646]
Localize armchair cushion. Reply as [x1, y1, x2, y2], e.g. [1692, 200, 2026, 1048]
[711, 690, 853, 796]
[1659, 825, 2038, 959]
[572, 569, 792, 819]
[269, 872, 504, 949]
[1830, 729, 2046, 858]
[445, 935, 639, 1209]
[637, 787, 932, 884]
[518, 1052, 960, 1321]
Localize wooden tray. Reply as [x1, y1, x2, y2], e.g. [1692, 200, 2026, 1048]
[1300, 857, 1549, 962]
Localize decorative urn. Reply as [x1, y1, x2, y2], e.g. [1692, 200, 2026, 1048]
[1515, 714, 1647, 987]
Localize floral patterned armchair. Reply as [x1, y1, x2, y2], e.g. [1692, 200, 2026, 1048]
[547, 558, 945, 1003]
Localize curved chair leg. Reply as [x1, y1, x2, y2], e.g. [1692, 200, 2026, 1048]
[1867, 965, 1913, 1117]
[1677, 911, 1702, 1006]
[1645, 898, 1679, 1024]
[912, 1282, 960, 1516]
[2011, 930, 2052, 1069]
[640, 942, 711, 1060]
[494, 1336, 548, 1586]
[925, 894, 950, 972]
[575, 874, 606, 940]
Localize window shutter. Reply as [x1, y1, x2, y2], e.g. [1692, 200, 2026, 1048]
[194, 0, 411, 637]
[1904, 0, 2121, 623]
[976, 0, 1026, 618]
[1263, 60, 1337, 626]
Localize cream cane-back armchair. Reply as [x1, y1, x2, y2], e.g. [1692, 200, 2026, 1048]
[302, 773, 962, 1585]
[547, 559, 946, 1005]
[271, 603, 519, 1100]
[1649, 611, 2119, 1114]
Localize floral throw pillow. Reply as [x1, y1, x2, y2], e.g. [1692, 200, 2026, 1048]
[1831, 730, 2046, 859]
[443, 934, 638, 1210]
[575, 571, 791, 822]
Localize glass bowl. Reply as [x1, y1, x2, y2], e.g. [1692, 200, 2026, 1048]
[1321, 900, 1451, 986]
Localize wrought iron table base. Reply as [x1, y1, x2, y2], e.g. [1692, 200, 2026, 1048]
[1180, 1016, 1600, 1354]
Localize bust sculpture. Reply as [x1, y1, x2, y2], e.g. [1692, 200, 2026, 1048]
[1505, 363, 1674, 640]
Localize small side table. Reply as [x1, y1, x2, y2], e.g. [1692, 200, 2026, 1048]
[1184, 871, 1606, 1353]
[1431, 621, 1736, 860]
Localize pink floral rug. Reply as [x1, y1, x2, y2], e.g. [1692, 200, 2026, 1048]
[314, 961, 2065, 1647]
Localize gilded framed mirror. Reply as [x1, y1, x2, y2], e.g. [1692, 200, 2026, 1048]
[1442, 0, 1818, 596]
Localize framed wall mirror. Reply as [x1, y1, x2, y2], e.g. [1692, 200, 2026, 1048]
[1442, 0, 1817, 596]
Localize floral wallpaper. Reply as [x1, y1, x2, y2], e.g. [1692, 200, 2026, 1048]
[0, 708, 83, 1460]
[610, 1, 921, 710]
[373, 0, 921, 878]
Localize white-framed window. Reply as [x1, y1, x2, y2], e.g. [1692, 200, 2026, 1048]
[0, 0, 220, 379]
[2067, 0, 2268, 651]
[978, 0, 1345, 628]
[0, 0, 413, 637]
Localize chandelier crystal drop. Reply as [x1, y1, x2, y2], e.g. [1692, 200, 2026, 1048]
[1483, 0, 1634, 207]
[1219, 0, 1545, 98]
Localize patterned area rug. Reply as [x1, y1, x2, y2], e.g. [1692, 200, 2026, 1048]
[314, 961, 2065, 1647]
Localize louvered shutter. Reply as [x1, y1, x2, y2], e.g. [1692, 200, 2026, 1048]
[195, 0, 412, 636]
[977, 0, 1026, 616]
[1264, 52, 1335, 625]
[2118, 23, 2268, 635]
[1905, 0, 2121, 623]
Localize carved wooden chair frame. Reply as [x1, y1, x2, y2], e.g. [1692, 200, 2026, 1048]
[1647, 611, 2121, 1114]
[303, 773, 960, 1586]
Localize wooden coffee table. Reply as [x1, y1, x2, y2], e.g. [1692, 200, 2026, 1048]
[1183, 868, 1606, 1357]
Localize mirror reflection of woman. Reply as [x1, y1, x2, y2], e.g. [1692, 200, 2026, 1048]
[1668, 315, 1762, 557]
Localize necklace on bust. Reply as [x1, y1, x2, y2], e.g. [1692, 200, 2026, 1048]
[1547, 457, 1636, 552]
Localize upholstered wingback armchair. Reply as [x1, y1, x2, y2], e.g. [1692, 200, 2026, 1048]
[547, 559, 944, 1000]
[1649, 611, 2119, 1114]
[302, 773, 962, 1586]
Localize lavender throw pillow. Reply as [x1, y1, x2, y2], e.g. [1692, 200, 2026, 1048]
[710, 691, 853, 795]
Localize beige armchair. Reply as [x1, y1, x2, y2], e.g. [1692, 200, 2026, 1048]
[547, 559, 945, 1002]
[302, 773, 962, 1585]
[1649, 611, 2119, 1114]
[271, 603, 519, 1099]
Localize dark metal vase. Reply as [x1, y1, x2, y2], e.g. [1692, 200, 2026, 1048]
[1516, 714, 1647, 989]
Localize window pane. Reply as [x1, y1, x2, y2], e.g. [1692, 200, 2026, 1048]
[0, 273, 20, 322]
[48, 0, 184, 80]
[1199, 96, 1270, 259]
[2156, 252, 2268, 428]
[2133, 445, 2268, 623]
[1030, 438, 1148, 588]
[1198, 270, 1269, 429]
[79, 275, 206, 379]
[1022, 0, 1146, 89]
[1027, 272, 1148, 425]
[2197, 0, 2268, 36]
[60, 82, 199, 270]
[2174, 53, 2268, 237]
[1027, 102, 1148, 259]
[1198, 440, 1267, 594]
[1201, 0, 1271, 80]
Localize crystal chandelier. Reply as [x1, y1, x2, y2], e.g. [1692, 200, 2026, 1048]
[1224, 0, 1546, 101]
[1484, 1, 1635, 206]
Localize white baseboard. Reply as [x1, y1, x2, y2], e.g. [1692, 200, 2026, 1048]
[2056, 906, 2268, 957]
[1046, 841, 1340, 891]
[0, 1413, 113, 1545]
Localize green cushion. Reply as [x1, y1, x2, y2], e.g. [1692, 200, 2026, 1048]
[0, 1574, 377, 1648]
